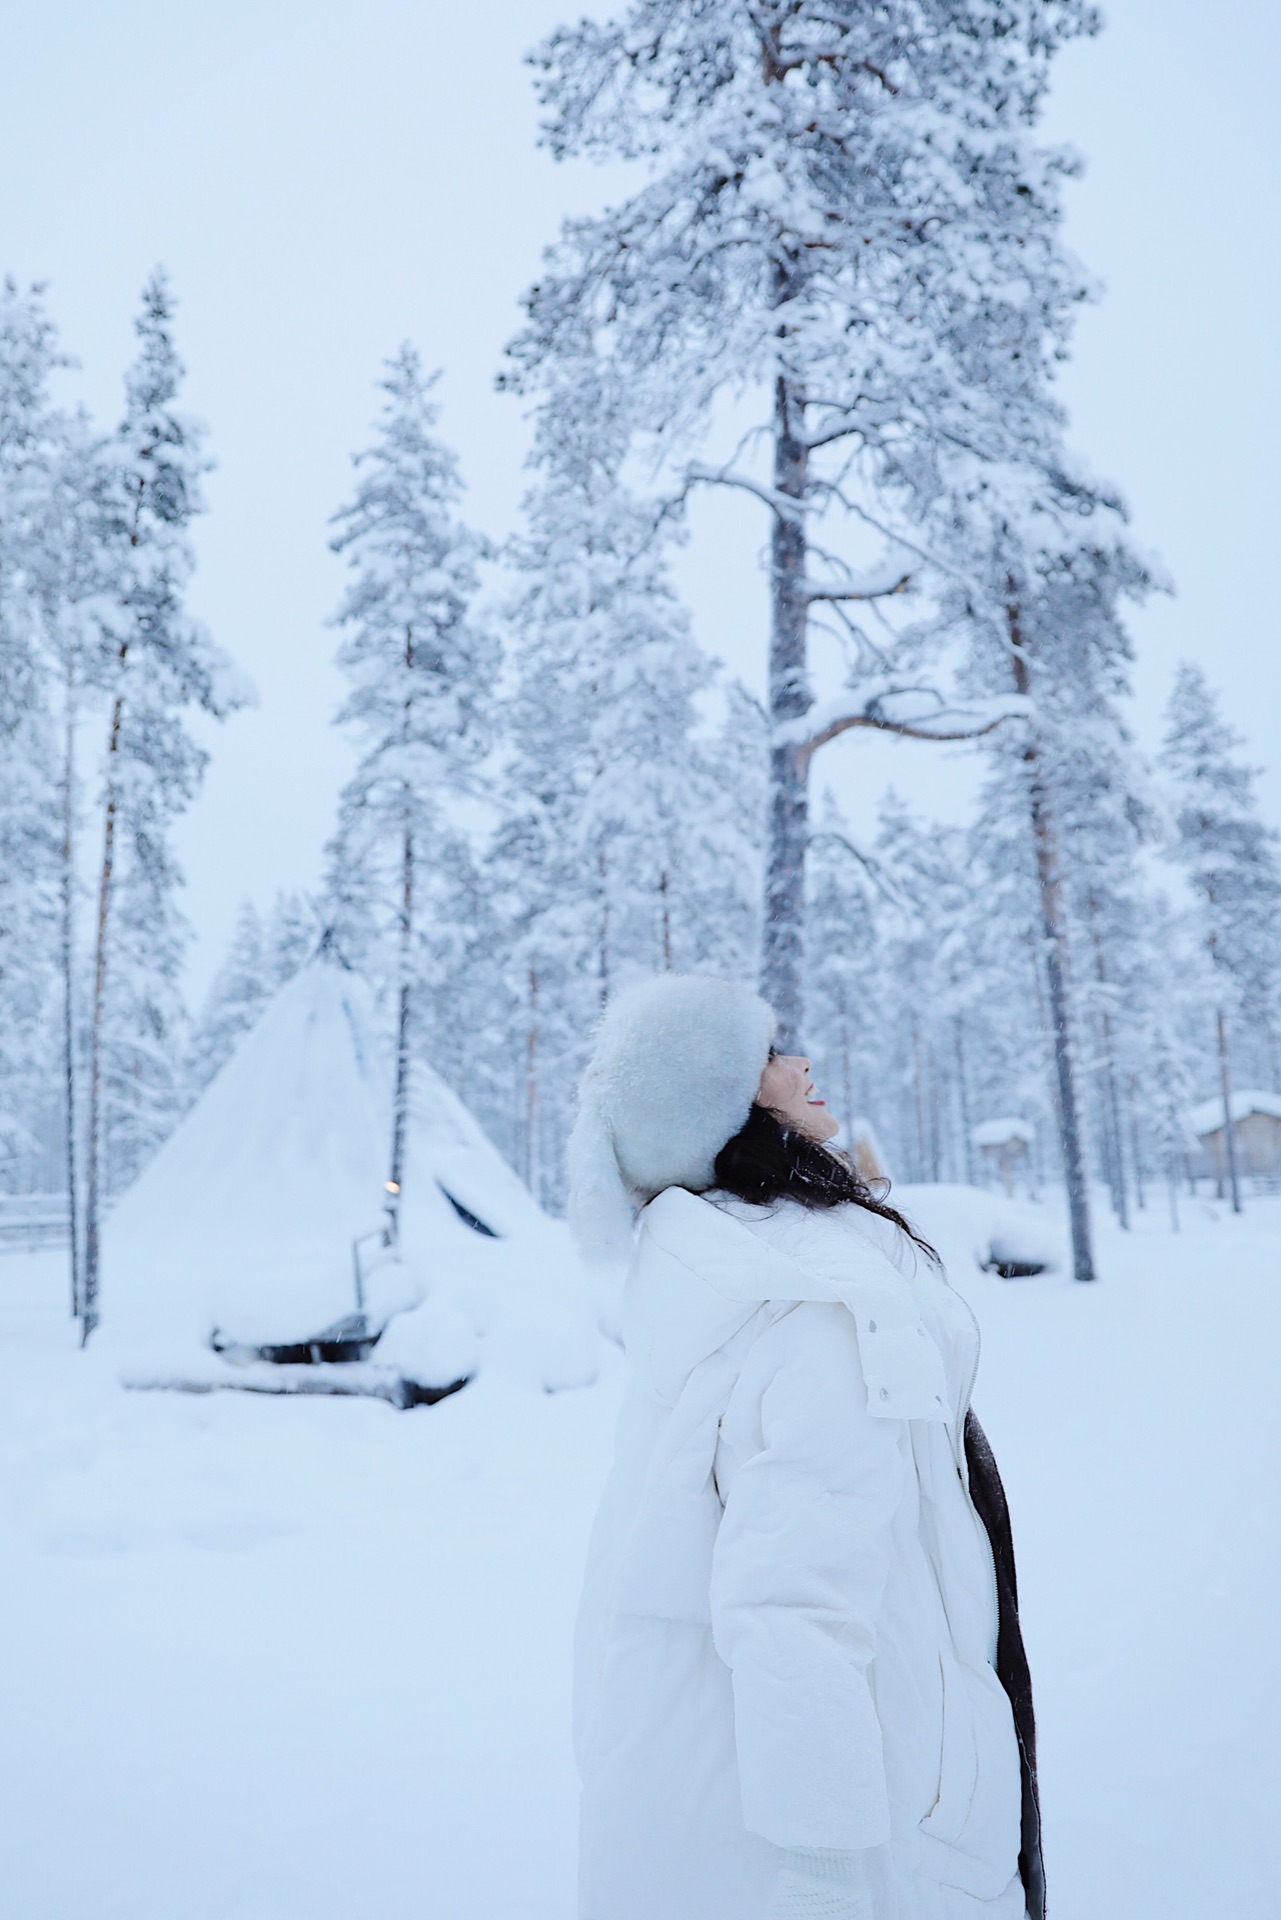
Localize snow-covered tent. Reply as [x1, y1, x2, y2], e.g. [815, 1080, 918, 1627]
[103, 955, 599, 1392]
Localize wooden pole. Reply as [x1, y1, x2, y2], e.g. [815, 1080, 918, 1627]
[1216, 1005, 1243, 1214]
[60, 655, 81, 1321]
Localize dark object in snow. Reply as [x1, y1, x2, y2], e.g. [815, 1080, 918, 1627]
[211, 1311, 382, 1366]
[438, 1184, 500, 1237]
[982, 1256, 1048, 1280]
[399, 1373, 470, 1408]
[200, 1313, 471, 1408]
[981, 1229, 1055, 1280]
[126, 1360, 470, 1411]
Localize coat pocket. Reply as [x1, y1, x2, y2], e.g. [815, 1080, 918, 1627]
[920, 1650, 979, 1846]
[918, 1650, 1022, 1899]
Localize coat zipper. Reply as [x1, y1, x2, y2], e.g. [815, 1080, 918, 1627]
[949, 1289, 1000, 1658]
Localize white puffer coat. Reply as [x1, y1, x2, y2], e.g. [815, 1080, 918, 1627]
[575, 1188, 1028, 1920]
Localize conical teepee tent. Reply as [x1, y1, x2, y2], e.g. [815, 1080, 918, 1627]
[103, 954, 599, 1392]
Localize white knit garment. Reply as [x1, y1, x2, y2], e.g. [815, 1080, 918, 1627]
[765, 1846, 895, 1920]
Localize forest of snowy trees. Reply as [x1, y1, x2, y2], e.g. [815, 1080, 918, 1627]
[3, 1, 1281, 1323]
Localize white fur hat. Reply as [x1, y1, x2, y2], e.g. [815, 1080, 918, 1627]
[568, 973, 776, 1265]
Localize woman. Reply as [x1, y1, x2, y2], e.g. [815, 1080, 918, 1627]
[568, 975, 1041, 1920]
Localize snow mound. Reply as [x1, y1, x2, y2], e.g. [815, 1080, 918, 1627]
[896, 1183, 1066, 1278]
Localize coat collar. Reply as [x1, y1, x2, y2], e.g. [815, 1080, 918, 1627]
[629, 1187, 950, 1421]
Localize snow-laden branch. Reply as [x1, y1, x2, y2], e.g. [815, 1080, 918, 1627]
[803, 561, 911, 604]
[777, 684, 1031, 771]
[683, 461, 807, 522]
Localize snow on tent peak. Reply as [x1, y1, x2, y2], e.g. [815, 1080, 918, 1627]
[101, 954, 600, 1393]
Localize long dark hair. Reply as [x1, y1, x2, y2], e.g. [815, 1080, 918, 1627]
[712, 1103, 939, 1264]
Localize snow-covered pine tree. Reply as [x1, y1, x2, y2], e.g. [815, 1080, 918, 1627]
[952, 772, 1064, 1189]
[187, 890, 317, 1095]
[80, 271, 250, 1342]
[1070, 755, 1164, 1230]
[973, 599, 1155, 1231]
[493, 349, 761, 1202]
[263, 888, 318, 989]
[804, 795, 885, 1147]
[44, 421, 121, 1314]
[187, 900, 268, 1092]
[0, 281, 124, 1314]
[0, 281, 64, 1202]
[40, 413, 123, 1317]
[872, 794, 985, 1184]
[1160, 662, 1281, 1211]
[949, 508, 1154, 1276]
[805, 786, 1054, 1191]
[324, 345, 496, 1236]
[508, 0, 1096, 1043]
[1114, 891, 1207, 1228]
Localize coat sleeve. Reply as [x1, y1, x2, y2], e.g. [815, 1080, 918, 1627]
[709, 1301, 907, 1851]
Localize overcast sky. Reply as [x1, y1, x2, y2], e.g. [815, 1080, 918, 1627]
[2, 0, 1276, 998]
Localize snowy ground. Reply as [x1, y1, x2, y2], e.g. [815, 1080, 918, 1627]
[2, 1190, 1278, 1919]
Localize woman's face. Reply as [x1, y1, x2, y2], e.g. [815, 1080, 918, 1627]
[756, 1050, 840, 1143]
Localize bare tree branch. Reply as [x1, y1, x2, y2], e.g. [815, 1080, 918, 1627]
[781, 687, 1030, 773]
[808, 826, 909, 907]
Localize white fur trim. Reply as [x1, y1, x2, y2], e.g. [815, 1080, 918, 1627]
[567, 1080, 637, 1270]
[568, 974, 776, 1265]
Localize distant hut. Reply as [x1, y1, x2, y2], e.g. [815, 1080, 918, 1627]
[972, 1118, 1034, 1197]
[846, 1117, 891, 1186]
[1189, 1090, 1281, 1195]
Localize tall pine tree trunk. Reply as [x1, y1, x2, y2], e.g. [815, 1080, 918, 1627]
[597, 848, 611, 1008]
[1215, 1004, 1243, 1214]
[840, 1004, 854, 1143]
[386, 652, 418, 1248]
[1102, 1040, 1129, 1228]
[954, 1016, 977, 1187]
[386, 811, 413, 1250]
[1089, 912, 1129, 1229]
[61, 658, 81, 1321]
[763, 368, 810, 1046]
[82, 676, 125, 1344]
[911, 1018, 929, 1181]
[1128, 1096, 1146, 1212]
[1008, 602, 1095, 1282]
[525, 964, 539, 1198]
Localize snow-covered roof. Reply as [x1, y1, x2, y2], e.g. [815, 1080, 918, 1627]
[972, 1117, 1034, 1148]
[1188, 1089, 1281, 1136]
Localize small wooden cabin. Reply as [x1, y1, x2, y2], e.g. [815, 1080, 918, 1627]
[972, 1118, 1033, 1197]
[846, 1117, 891, 1186]
[1189, 1090, 1281, 1193]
